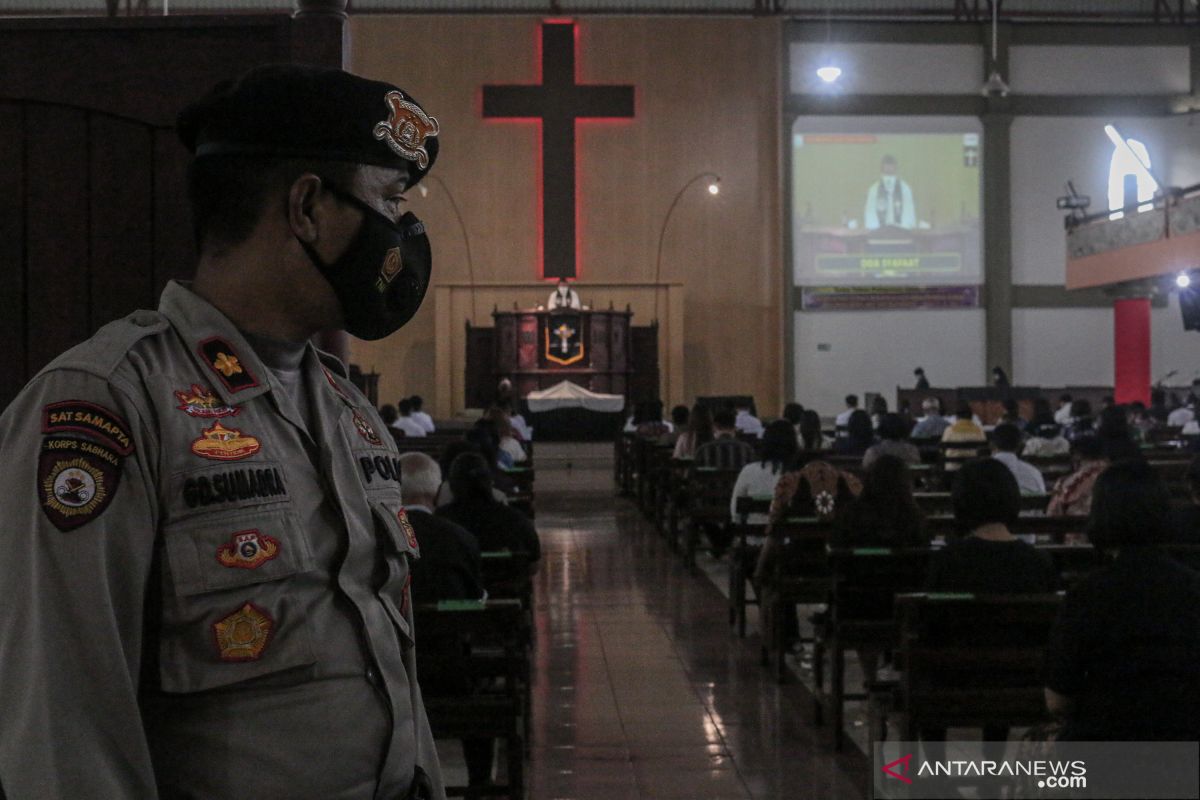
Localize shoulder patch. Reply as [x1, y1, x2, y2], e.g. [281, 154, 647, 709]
[42, 400, 134, 456]
[198, 337, 259, 393]
[38, 437, 124, 531]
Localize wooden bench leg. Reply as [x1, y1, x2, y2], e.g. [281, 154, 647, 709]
[812, 636, 825, 725]
[830, 640, 845, 750]
[774, 597, 788, 683]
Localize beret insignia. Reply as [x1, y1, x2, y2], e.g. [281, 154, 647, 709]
[373, 90, 440, 170]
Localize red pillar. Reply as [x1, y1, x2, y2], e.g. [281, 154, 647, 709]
[1113, 297, 1151, 406]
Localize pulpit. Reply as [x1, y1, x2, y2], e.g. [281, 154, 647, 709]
[491, 309, 633, 398]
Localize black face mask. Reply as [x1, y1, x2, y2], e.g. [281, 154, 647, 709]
[298, 181, 431, 341]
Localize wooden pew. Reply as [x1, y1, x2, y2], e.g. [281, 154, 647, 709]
[683, 467, 741, 570]
[819, 546, 932, 748]
[414, 598, 527, 800]
[881, 592, 1062, 743]
[760, 517, 835, 683]
[730, 495, 771, 637]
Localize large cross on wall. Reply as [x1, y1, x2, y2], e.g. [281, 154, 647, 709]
[483, 21, 636, 280]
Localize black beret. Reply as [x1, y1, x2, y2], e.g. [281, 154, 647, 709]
[178, 63, 439, 187]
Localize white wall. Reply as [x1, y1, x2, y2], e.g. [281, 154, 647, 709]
[1011, 115, 1200, 286]
[1009, 46, 1191, 96]
[789, 42, 981, 95]
[1012, 298, 1200, 388]
[793, 308, 985, 414]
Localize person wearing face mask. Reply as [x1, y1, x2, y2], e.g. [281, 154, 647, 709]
[863, 154, 917, 230]
[0, 65, 445, 800]
[547, 277, 582, 309]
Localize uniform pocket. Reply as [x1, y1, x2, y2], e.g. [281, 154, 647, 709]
[157, 507, 318, 694]
[370, 498, 420, 646]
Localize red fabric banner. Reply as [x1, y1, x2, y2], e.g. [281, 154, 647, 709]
[1114, 297, 1151, 407]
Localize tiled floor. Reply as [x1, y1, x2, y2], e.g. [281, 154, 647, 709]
[432, 443, 868, 799]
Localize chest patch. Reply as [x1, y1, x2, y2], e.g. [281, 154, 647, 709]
[216, 529, 280, 570]
[175, 384, 239, 419]
[191, 422, 262, 462]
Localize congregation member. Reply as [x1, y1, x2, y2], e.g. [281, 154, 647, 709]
[380, 402, 400, 429]
[729, 420, 798, 526]
[1095, 405, 1142, 461]
[1046, 436, 1107, 516]
[1054, 393, 1074, 425]
[435, 441, 510, 507]
[832, 455, 927, 682]
[410, 394, 436, 434]
[1044, 461, 1200, 741]
[1064, 399, 1094, 441]
[941, 402, 987, 466]
[401, 453, 495, 792]
[392, 396, 428, 437]
[734, 400, 764, 437]
[1022, 418, 1070, 458]
[694, 408, 755, 470]
[635, 400, 673, 439]
[869, 395, 889, 430]
[914, 366, 930, 389]
[781, 402, 804, 438]
[998, 398, 1027, 432]
[832, 455, 926, 549]
[495, 397, 532, 442]
[1171, 455, 1200, 544]
[863, 413, 920, 469]
[991, 422, 1046, 495]
[910, 397, 951, 439]
[488, 408, 528, 465]
[1149, 388, 1171, 424]
[835, 394, 859, 429]
[1168, 397, 1196, 428]
[670, 404, 690, 434]
[439, 453, 541, 571]
[673, 404, 714, 459]
[832, 409, 874, 458]
[927, 459, 1056, 593]
[401, 453, 485, 603]
[798, 409, 827, 451]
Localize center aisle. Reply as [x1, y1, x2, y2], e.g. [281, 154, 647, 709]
[523, 444, 867, 800]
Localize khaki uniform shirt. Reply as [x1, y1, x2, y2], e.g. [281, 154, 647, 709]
[0, 282, 444, 800]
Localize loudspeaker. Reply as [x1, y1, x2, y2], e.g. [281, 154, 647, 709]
[1181, 286, 1200, 332]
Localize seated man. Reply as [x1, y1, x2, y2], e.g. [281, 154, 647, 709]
[910, 397, 950, 439]
[734, 401, 764, 438]
[409, 394, 436, 434]
[834, 394, 859, 431]
[695, 408, 755, 470]
[400, 453, 494, 790]
[392, 397, 427, 437]
[401, 452, 485, 604]
[941, 402, 987, 469]
[991, 422, 1045, 495]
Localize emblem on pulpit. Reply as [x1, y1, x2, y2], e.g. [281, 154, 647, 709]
[544, 313, 584, 366]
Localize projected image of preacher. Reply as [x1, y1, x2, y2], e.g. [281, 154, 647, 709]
[864, 154, 916, 230]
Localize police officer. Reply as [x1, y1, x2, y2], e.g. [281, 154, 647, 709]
[0, 64, 445, 799]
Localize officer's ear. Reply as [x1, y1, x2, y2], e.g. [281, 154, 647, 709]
[286, 173, 339, 245]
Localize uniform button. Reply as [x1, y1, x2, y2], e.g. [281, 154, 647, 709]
[366, 667, 378, 683]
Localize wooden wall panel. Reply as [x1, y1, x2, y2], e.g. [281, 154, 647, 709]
[91, 116, 155, 330]
[349, 16, 784, 415]
[25, 105, 91, 374]
[0, 104, 26, 411]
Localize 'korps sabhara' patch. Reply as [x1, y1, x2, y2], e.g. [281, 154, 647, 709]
[38, 437, 123, 531]
[42, 400, 134, 455]
[198, 337, 259, 393]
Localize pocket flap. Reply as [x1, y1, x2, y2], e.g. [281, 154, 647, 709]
[163, 507, 313, 597]
[370, 498, 421, 561]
